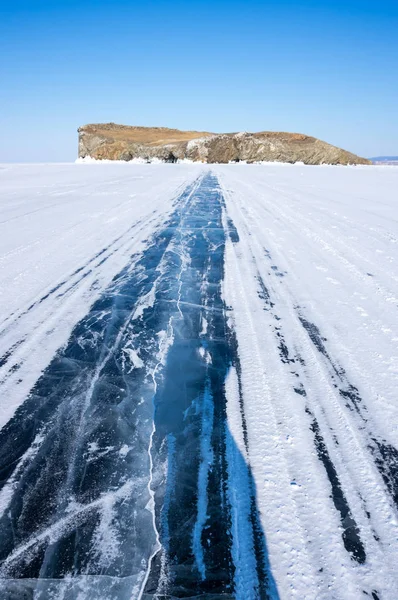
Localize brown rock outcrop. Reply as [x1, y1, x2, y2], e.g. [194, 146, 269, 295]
[78, 123, 371, 165]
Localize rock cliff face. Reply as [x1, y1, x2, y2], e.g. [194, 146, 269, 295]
[78, 123, 371, 165]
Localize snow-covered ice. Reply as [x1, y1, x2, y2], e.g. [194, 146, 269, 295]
[0, 162, 202, 427]
[0, 162, 398, 599]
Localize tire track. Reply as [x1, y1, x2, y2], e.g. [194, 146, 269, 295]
[0, 176, 204, 599]
[217, 169, 398, 598]
[0, 173, 276, 600]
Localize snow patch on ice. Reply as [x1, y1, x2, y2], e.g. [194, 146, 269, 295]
[123, 347, 144, 370]
[119, 444, 130, 457]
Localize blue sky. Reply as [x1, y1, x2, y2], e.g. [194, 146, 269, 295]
[0, 0, 397, 161]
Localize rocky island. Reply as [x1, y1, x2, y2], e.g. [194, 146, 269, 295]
[78, 123, 371, 165]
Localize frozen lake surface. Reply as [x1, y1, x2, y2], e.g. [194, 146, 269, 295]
[0, 162, 398, 599]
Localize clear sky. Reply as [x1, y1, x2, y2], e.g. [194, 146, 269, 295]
[1, 0, 397, 161]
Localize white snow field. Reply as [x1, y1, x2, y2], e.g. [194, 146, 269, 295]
[0, 162, 398, 600]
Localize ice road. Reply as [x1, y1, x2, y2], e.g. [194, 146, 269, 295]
[0, 162, 398, 599]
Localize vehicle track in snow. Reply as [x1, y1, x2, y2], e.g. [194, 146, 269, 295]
[0, 175, 206, 599]
[0, 212, 157, 376]
[0, 173, 275, 600]
[216, 165, 398, 599]
[0, 166, 199, 429]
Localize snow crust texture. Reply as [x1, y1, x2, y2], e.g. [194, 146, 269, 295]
[0, 162, 398, 599]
